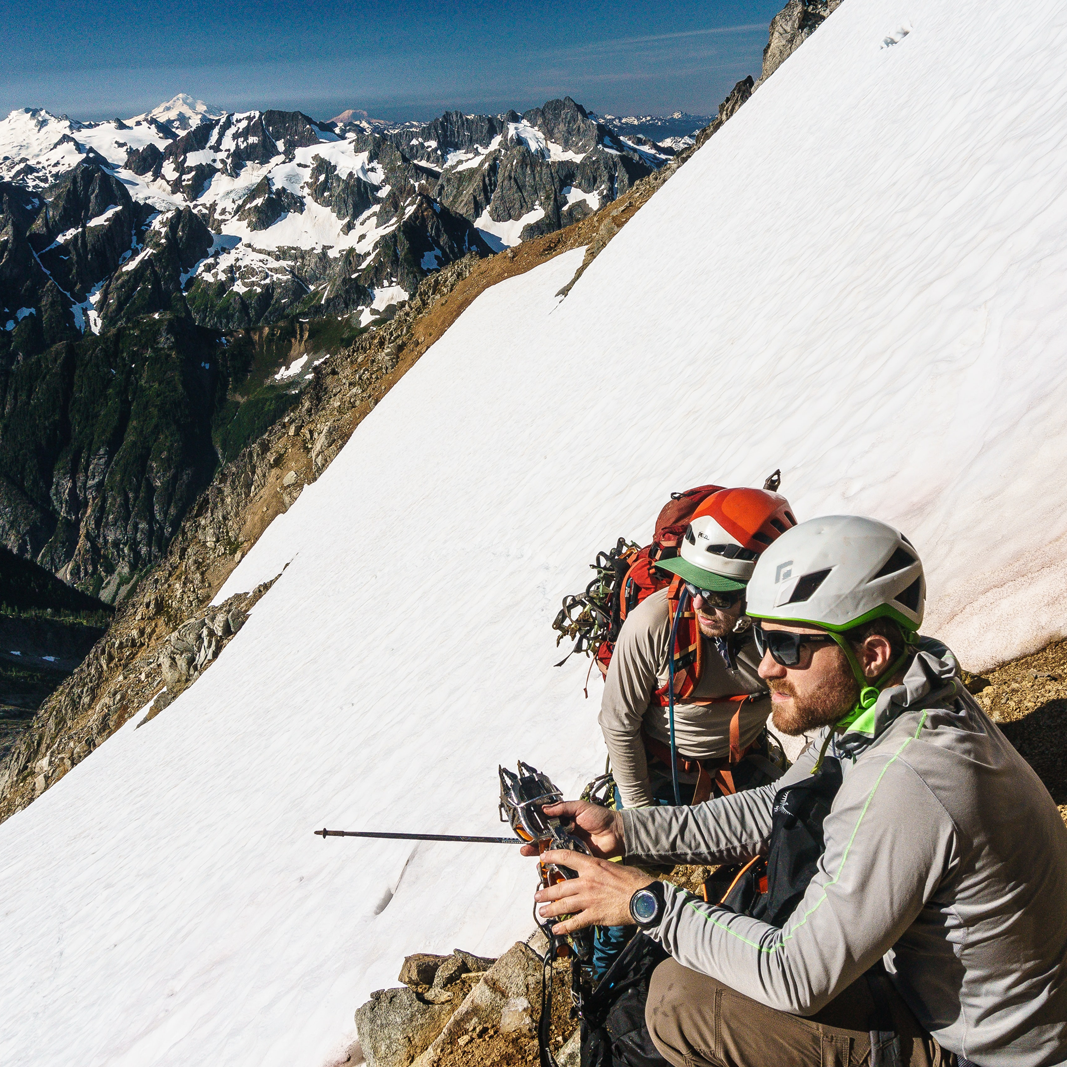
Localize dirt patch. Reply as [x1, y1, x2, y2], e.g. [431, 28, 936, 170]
[964, 641, 1067, 820]
[429, 959, 576, 1067]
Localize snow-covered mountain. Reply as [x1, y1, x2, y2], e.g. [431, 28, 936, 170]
[0, 96, 664, 352]
[5, 0, 1067, 1063]
[595, 110, 712, 151]
[132, 93, 227, 132]
[329, 108, 400, 130]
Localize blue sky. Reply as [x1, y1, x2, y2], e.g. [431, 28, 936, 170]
[1, 1, 785, 122]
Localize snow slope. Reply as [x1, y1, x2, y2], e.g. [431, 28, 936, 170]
[5, 0, 1067, 1063]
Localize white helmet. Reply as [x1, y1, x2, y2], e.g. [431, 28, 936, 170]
[656, 487, 797, 591]
[745, 515, 924, 632]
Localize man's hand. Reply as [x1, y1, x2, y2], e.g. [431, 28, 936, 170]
[517, 800, 625, 860]
[532, 850, 656, 935]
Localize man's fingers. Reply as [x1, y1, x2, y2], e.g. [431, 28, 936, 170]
[540, 848, 598, 871]
[549, 916, 582, 936]
[534, 878, 582, 903]
[540, 801, 582, 817]
[519, 844, 539, 857]
[537, 896, 586, 919]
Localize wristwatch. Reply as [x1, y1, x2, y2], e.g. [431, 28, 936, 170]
[629, 880, 667, 927]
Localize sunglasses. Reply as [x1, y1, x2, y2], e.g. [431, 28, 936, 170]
[685, 583, 743, 610]
[753, 625, 837, 667]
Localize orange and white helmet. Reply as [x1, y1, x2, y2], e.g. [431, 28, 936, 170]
[656, 487, 798, 591]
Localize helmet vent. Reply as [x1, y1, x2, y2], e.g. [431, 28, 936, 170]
[872, 547, 916, 580]
[706, 543, 759, 561]
[895, 576, 922, 612]
[770, 518, 787, 533]
[784, 511, 797, 526]
[751, 531, 773, 546]
[786, 568, 832, 604]
[685, 526, 696, 545]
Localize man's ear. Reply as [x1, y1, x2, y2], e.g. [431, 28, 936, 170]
[861, 634, 895, 679]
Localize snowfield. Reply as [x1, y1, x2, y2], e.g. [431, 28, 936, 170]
[4, 0, 1067, 1064]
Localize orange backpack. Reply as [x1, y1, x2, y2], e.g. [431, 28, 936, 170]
[551, 485, 724, 675]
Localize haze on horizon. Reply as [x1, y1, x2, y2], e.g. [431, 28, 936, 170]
[0, 0, 785, 124]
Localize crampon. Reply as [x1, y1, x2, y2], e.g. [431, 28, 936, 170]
[499, 761, 593, 1067]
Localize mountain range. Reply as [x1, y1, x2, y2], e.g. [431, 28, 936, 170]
[0, 95, 667, 355]
[0, 94, 681, 600]
[0, 0, 844, 611]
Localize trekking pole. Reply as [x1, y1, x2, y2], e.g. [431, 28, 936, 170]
[315, 828, 523, 843]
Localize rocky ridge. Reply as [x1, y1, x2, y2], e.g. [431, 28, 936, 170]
[759, 0, 845, 83]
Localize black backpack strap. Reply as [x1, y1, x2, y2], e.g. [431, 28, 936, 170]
[581, 932, 671, 1067]
[865, 962, 904, 1067]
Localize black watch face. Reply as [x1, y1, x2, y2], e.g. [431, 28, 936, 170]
[632, 888, 660, 923]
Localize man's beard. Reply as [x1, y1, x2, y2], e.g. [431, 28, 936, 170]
[769, 661, 859, 736]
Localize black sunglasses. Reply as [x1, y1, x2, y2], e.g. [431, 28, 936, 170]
[685, 583, 743, 610]
[753, 625, 837, 667]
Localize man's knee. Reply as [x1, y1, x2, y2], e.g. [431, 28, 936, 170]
[645, 957, 722, 1067]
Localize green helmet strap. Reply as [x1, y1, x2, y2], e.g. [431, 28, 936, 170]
[810, 631, 916, 772]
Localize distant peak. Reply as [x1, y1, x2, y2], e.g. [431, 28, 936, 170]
[330, 107, 390, 126]
[137, 94, 226, 132]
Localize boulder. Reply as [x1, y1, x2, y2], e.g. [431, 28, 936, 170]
[354, 986, 455, 1067]
[398, 953, 450, 989]
[357, 948, 498, 1067]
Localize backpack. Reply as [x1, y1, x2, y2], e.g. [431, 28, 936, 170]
[721, 755, 844, 925]
[580, 932, 671, 1067]
[551, 485, 724, 673]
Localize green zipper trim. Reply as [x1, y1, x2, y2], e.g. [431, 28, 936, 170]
[681, 710, 929, 951]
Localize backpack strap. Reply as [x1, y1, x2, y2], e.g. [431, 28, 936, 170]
[865, 962, 905, 1067]
[651, 577, 703, 704]
[641, 708, 756, 804]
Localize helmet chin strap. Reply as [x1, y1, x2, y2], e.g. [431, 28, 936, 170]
[810, 631, 915, 772]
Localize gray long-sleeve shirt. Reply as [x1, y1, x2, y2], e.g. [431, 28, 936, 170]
[621, 643, 1067, 1066]
[599, 588, 770, 807]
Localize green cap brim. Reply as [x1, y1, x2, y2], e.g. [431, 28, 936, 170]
[654, 556, 748, 592]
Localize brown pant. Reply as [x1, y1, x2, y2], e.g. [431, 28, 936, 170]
[645, 957, 953, 1067]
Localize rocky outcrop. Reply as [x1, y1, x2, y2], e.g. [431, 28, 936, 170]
[0, 313, 224, 600]
[759, 0, 844, 83]
[142, 599, 252, 721]
[356, 949, 497, 1067]
[354, 941, 578, 1067]
[693, 77, 756, 151]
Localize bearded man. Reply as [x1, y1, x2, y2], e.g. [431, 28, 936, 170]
[531, 516, 1067, 1067]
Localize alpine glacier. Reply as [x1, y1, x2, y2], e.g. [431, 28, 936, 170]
[3, 0, 1067, 1064]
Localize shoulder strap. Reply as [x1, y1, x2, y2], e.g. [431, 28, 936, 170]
[651, 577, 703, 704]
